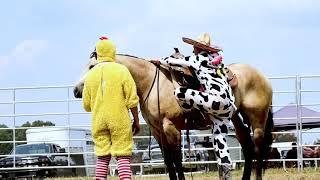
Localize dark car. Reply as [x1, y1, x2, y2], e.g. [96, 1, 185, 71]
[0, 143, 76, 178]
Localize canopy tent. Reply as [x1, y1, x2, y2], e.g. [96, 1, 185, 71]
[273, 104, 320, 130]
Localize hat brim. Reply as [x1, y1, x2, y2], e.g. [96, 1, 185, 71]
[182, 37, 222, 53]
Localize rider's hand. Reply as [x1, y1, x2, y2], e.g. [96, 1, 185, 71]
[132, 121, 141, 135]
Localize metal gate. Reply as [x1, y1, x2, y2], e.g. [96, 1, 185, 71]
[0, 75, 320, 177]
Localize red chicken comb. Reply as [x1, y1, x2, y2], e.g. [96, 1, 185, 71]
[99, 36, 108, 40]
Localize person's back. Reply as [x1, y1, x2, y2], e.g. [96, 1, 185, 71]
[85, 63, 136, 138]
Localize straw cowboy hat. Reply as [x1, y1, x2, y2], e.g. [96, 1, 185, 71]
[182, 33, 222, 53]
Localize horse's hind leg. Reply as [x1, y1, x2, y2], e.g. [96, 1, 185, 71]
[249, 110, 273, 180]
[254, 110, 273, 180]
[232, 113, 254, 180]
[253, 127, 265, 180]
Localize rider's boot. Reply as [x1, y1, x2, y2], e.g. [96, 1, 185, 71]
[218, 164, 232, 180]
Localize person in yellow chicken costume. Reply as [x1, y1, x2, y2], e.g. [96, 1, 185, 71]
[82, 36, 140, 180]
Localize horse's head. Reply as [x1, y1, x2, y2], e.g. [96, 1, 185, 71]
[73, 52, 98, 98]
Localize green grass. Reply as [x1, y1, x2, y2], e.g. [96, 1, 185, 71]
[47, 168, 320, 180]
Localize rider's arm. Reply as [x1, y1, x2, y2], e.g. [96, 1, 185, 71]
[158, 55, 199, 69]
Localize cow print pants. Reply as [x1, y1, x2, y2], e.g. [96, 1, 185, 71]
[174, 87, 234, 166]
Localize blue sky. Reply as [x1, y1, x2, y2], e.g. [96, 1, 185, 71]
[0, 1, 320, 143]
[0, 0, 320, 88]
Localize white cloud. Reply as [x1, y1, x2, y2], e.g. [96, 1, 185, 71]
[53, 0, 319, 75]
[11, 40, 48, 64]
[0, 40, 48, 69]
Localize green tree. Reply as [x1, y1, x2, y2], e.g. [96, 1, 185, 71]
[0, 124, 13, 155]
[31, 120, 55, 127]
[0, 121, 55, 155]
[15, 120, 55, 144]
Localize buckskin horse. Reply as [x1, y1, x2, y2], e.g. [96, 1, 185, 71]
[73, 53, 273, 180]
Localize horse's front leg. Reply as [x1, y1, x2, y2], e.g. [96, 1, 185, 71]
[162, 147, 179, 180]
[162, 117, 185, 180]
[153, 130, 177, 179]
[162, 147, 185, 180]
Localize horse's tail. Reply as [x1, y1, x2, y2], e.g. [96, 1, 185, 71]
[263, 105, 274, 171]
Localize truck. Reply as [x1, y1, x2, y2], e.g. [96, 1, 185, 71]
[0, 143, 76, 178]
[25, 127, 95, 176]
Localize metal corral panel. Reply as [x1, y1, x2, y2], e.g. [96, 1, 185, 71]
[192, 129, 243, 161]
[26, 127, 90, 149]
[226, 135, 242, 161]
[26, 127, 95, 176]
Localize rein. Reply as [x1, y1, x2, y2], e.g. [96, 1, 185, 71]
[141, 65, 159, 108]
[140, 64, 164, 160]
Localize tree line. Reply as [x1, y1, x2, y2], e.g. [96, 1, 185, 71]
[0, 120, 55, 155]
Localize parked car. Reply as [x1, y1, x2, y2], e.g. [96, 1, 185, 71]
[0, 143, 76, 178]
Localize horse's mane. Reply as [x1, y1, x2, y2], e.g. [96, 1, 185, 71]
[117, 54, 145, 60]
[89, 52, 144, 61]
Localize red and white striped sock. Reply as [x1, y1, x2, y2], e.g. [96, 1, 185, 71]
[95, 155, 111, 180]
[116, 156, 132, 180]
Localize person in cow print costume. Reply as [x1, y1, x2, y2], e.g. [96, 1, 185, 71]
[151, 33, 236, 179]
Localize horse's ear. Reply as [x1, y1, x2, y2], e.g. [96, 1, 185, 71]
[90, 51, 97, 59]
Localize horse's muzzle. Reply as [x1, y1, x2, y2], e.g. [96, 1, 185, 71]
[73, 85, 83, 98]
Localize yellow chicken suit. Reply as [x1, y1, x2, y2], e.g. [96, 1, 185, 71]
[82, 37, 139, 157]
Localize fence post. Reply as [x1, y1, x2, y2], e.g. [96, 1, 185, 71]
[67, 87, 71, 167]
[295, 76, 303, 171]
[13, 88, 16, 168]
[182, 131, 185, 162]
